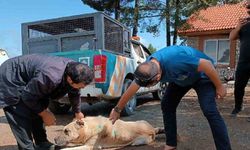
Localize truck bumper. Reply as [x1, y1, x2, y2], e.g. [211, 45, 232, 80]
[80, 84, 120, 101]
[57, 84, 104, 104]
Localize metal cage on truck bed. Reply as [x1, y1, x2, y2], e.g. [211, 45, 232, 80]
[22, 12, 131, 55]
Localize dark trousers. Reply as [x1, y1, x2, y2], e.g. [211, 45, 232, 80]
[234, 64, 250, 110]
[161, 79, 231, 150]
[3, 100, 48, 150]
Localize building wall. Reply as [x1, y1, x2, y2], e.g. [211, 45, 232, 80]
[185, 34, 237, 81]
[186, 34, 236, 68]
[186, 37, 199, 49]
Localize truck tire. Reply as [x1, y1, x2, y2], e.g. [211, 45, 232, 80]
[121, 79, 137, 116]
[152, 82, 168, 100]
[48, 100, 71, 114]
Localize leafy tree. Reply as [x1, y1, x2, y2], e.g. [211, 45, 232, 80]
[148, 43, 157, 53]
[139, 0, 242, 46]
[81, 0, 243, 46]
[81, 0, 133, 20]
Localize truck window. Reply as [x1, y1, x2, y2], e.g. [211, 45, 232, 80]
[123, 30, 131, 55]
[133, 43, 144, 59]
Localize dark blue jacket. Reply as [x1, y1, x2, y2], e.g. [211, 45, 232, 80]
[0, 54, 81, 113]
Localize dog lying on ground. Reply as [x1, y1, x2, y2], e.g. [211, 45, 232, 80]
[54, 116, 164, 150]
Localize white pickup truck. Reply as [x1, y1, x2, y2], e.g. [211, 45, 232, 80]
[21, 12, 166, 116]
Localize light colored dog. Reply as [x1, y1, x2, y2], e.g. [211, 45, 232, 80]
[55, 116, 164, 150]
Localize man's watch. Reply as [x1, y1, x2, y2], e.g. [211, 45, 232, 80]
[113, 106, 122, 113]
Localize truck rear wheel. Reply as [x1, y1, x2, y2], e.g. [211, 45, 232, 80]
[121, 79, 137, 116]
[152, 82, 167, 100]
[49, 100, 71, 114]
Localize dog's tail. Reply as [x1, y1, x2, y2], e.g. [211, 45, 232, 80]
[154, 127, 165, 134]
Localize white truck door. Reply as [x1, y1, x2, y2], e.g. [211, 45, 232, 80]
[0, 50, 9, 65]
[131, 41, 161, 94]
[131, 42, 146, 67]
[131, 41, 154, 93]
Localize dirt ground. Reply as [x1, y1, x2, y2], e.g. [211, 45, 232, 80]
[1, 87, 250, 150]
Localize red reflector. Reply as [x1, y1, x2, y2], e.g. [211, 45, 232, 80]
[93, 55, 107, 82]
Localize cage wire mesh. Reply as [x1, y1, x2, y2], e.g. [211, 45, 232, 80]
[25, 13, 128, 54]
[104, 18, 123, 53]
[28, 17, 94, 38]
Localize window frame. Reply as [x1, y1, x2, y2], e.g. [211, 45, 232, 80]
[204, 39, 230, 65]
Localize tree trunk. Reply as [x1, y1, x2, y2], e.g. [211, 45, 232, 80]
[173, 0, 180, 45]
[114, 0, 121, 21]
[166, 0, 171, 46]
[132, 0, 140, 36]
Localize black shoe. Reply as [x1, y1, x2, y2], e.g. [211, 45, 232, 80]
[231, 108, 242, 117]
[247, 117, 250, 122]
[35, 141, 55, 150]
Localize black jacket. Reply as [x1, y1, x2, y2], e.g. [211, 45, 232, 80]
[0, 54, 81, 113]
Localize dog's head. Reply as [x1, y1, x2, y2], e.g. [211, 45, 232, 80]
[54, 119, 86, 146]
[54, 117, 107, 147]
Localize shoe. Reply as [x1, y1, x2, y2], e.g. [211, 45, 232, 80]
[231, 108, 241, 117]
[35, 141, 56, 150]
[247, 117, 250, 122]
[230, 108, 242, 117]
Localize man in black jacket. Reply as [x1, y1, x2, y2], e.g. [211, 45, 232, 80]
[0, 54, 94, 150]
[229, 1, 250, 121]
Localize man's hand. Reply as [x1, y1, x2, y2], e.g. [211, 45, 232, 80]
[216, 84, 227, 100]
[109, 108, 121, 124]
[39, 109, 56, 126]
[75, 112, 84, 120]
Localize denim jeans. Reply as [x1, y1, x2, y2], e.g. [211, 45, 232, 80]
[161, 78, 231, 150]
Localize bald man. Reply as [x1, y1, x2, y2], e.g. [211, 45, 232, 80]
[109, 46, 231, 150]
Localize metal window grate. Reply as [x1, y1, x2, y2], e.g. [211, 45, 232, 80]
[28, 17, 94, 38]
[104, 18, 123, 53]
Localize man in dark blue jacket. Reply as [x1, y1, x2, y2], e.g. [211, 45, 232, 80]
[0, 54, 94, 150]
